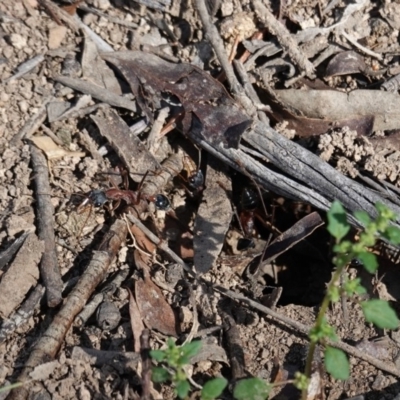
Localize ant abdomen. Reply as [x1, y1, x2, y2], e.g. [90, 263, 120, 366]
[241, 187, 258, 211]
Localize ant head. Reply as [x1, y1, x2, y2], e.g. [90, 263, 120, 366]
[89, 190, 108, 207]
[153, 194, 171, 211]
[188, 170, 204, 191]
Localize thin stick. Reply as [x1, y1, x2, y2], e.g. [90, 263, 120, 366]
[30, 144, 63, 307]
[7, 220, 128, 400]
[252, 0, 315, 77]
[216, 286, 400, 378]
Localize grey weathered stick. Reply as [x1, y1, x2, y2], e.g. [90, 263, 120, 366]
[194, 0, 256, 116]
[216, 286, 400, 378]
[0, 285, 45, 344]
[30, 144, 63, 308]
[252, 0, 315, 77]
[53, 75, 137, 113]
[7, 220, 128, 400]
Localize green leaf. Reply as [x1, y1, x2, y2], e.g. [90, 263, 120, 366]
[327, 201, 350, 240]
[361, 299, 399, 329]
[151, 367, 170, 383]
[353, 210, 371, 226]
[383, 226, 400, 245]
[356, 251, 378, 274]
[201, 378, 228, 400]
[180, 340, 202, 364]
[375, 202, 395, 220]
[324, 347, 349, 380]
[233, 378, 271, 400]
[150, 350, 166, 362]
[176, 379, 191, 399]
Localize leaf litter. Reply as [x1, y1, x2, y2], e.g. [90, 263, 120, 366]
[1, 0, 400, 398]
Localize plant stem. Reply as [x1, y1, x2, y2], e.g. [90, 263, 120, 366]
[301, 263, 344, 400]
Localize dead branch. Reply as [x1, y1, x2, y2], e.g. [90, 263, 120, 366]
[53, 75, 137, 113]
[30, 144, 63, 307]
[217, 286, 400, 378]
[7, 220, 128, 400]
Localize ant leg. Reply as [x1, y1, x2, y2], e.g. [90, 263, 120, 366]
[137, 171, 150, 194]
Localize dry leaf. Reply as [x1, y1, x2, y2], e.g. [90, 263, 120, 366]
[30, 136, 85, 159]
[135, 273, 178, 337]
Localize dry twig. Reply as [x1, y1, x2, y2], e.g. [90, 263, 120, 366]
[30, 144, 63, 307]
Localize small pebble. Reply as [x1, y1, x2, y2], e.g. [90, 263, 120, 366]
[9, 33, 27, 49]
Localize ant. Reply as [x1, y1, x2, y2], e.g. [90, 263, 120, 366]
[182, 150, 204, 196]
[75, 170, 170, 239]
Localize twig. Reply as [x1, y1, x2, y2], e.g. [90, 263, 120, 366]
[53, 75, 137, 113]
[75, 269, 129, 326]
[40, 124, 64, 146]
[30, 144, 63, 307]
[147, 106, 170, 155]
[140, 329, 152, 400]
[194, 0, 256, 116]
[0, 231, 30, 271]
[216, 286, 400, 378]
[252, 0, 315, 77]
[2, 54, 45, 84]
[341, 31, 383, 61]
[0, 285, 45, 344]
[10, 96, 54, 145]
[78, 5, 139, 29]
[125, 213, 195, 278]
[7, 220, 128, 400]
[38, 0, 80, 30]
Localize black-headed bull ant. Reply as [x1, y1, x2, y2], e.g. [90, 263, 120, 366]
[74, 169, 171, 239]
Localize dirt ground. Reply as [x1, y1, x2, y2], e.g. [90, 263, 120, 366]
[2, 0, 400, 399]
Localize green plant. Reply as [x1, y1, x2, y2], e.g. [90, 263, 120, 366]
[150, 202, 400, 400]
[150, 338, 227, 399]
[299, 201, 400, 400]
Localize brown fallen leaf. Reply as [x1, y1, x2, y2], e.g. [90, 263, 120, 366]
[135, 271, 178, 337]
[101, 51, 252, 149]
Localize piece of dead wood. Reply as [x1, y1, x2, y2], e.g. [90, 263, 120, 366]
[185, 120, 400, 232]
[0, 284, 45, 344]
[37, 0, 79, 30]
[81, 37, 122, 94]
[30, 144, 63, 307]
[0, 231, 30, 271]
[216, 286, 400, 378]
[247, 212, 324, 281]
[91, 107, 160, 183]
[75, 269, 129, 326]
[0, 233, 43, 318]
[140, 329, 153, 400]
[275, 89, 400, 132]
[194, 157, 233, 274]
[100, 51, 252, 149]
[6, 220, 127, 400]
[265, 96, 374, 137]
[52, 75, 137, 113]
[252, 0, 315, 77]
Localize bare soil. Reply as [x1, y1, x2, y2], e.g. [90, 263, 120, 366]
[1, 0, 400, 399]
